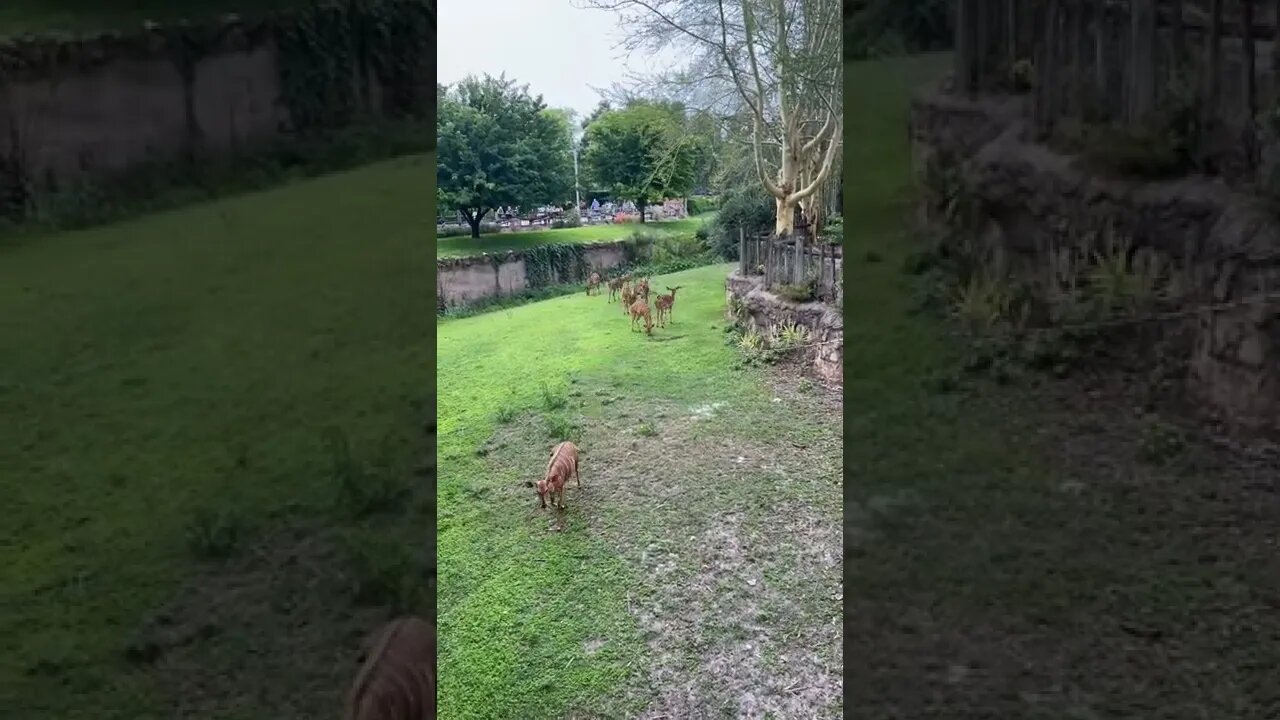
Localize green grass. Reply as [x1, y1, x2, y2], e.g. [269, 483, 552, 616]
[0, 0, 311, 34]
[436, 215, 713, 258]
[438, 263, 841, 717]
[0, 154, 431, 718]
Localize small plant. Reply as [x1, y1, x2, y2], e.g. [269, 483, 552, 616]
[544, 413, 579, 440]
[772, 321, 811, 350]
[185, 507, 242, 560]
[637, 421, 657, 437]
[540, 383, 568, 410]
[1138, 418, 1185, 464]
[1009, 58, 1035, 93]
[695, 224, 710, 242]
[1086, 238, 1165, 316]
[495, 404, 518, 424]
[342, 534, 426, 612]
[949, 274, 1013, 334]
[323, 427, 408, 517]
[738, 329, 764, 353]
[776, 281, 817, 303]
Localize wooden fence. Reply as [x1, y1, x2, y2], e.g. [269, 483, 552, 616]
[951, 0, 1280, 176]
[737, 229, 843, 303]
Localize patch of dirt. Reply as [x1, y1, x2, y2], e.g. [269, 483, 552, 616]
[127, 527, 390, 719]
[844, 371, 1280, 719]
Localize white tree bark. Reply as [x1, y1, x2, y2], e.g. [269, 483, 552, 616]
[580, 0, 842, 237]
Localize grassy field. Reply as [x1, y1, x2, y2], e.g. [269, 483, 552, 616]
[437, 266, 843, 718]
[0, 155, 433, 718]
[841, 53, 1280, 717]
[436, 215, 713, 258]
[0, 0, 311, 34]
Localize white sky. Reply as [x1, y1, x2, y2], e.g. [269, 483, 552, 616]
[437, 0, 684, 121]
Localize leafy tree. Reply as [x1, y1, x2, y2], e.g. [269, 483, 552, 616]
[436, 74, 573, 238]
[581, 101, 699, 223]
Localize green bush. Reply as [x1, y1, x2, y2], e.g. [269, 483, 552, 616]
[562, 206, 582, 228]
[1082, 125, 1189, 179]
[652, 232, 713, 266]
[437, 223, 500, 238]
[708, 187, 774, 258]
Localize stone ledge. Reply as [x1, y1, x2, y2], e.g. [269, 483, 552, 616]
[725, 273, 843, 384]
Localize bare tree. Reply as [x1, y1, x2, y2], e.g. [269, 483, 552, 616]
[578, 0, 842, 236]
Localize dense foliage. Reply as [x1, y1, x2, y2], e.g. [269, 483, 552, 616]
[581, 101, 700, 223]
[845, 0, 950, 60]
[436, 74, 574, 238]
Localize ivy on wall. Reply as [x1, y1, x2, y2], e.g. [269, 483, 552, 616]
[275, 0, 433, 133]
[523, 244, 591, 289]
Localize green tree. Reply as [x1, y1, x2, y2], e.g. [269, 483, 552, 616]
[437, 74, 573, 238]
[581, 101, 698, 223]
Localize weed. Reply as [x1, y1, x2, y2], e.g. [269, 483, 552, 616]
[495, 404, 518, 424]
[949, 273, 1013, 334]
[544, 413, 580, 441]
[637, 421, 658, 437]
[323, 427, 408, 517]
[342, 533, 427, 613]
[738, 329, 764, 353]
[772, 322, 812, 351]
[1138, 418, 1185, 464]
[185, 507, 243, 560]
[540, 383, 568, 411]
[776, 281, 817, 303]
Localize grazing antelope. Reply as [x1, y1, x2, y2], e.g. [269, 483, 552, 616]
[586, 272, 602, 296]
[524, 440, 580, 510]
[629, 299, 655, 335]
[655, 286, 682, 327]
[607, 274, 628, 302]
[345, 616, 436, 720]
[620, 284, 638, 314]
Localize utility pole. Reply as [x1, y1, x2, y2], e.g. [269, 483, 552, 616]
[572, 140, 581, 210]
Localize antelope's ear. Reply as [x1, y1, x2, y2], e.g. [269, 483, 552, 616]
[523, 480, 535, 488]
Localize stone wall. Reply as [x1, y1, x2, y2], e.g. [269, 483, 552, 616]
[910, 81, 1280, 436]
[725, 273, 843, 384]
[437, 242, 630, 308]
[0, 8, 432, 194]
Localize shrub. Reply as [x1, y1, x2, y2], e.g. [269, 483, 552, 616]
[949, 274, 1014, 335]
[776, 281, 817, 303]
[562, 206, 582, 228]
[652, 232, 712, 265]
[709, 187, 774, 258]
[437, 223, 500, 238]
[1082, 125, 1189, 179]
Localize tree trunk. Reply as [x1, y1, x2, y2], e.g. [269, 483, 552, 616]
[1170, 0, 1186, 73]
[1206, 0, 1224, 138]
[956, 0, 974, 95]
[463, 207, 485, 238]
[1071, 0, 1086, 117]
[637, 197, 647, 223]
[1272, 0, 1280, 101]
[1094, 0, 1108, 121]
[1130, 0, 1157, 125]
[1243, 0, 1258, 169]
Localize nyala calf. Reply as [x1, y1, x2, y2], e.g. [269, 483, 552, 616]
[525, 440, 581, 509]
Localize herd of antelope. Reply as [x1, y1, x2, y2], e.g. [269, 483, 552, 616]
[586, 270, 682, 337]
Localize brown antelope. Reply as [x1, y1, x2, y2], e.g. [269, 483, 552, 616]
[620, 284, 638, 314]
[345, 616, 436, 720]
[655, 286, 682, 327]
[633, 277, 650, 301]
[524, 440, 580, 510]
[586, 272, 602, 296]
[629, 299, 655, 335]
[607, 274, 629, 302]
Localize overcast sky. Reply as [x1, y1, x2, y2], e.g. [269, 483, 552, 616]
[437, 0, 682, 121]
